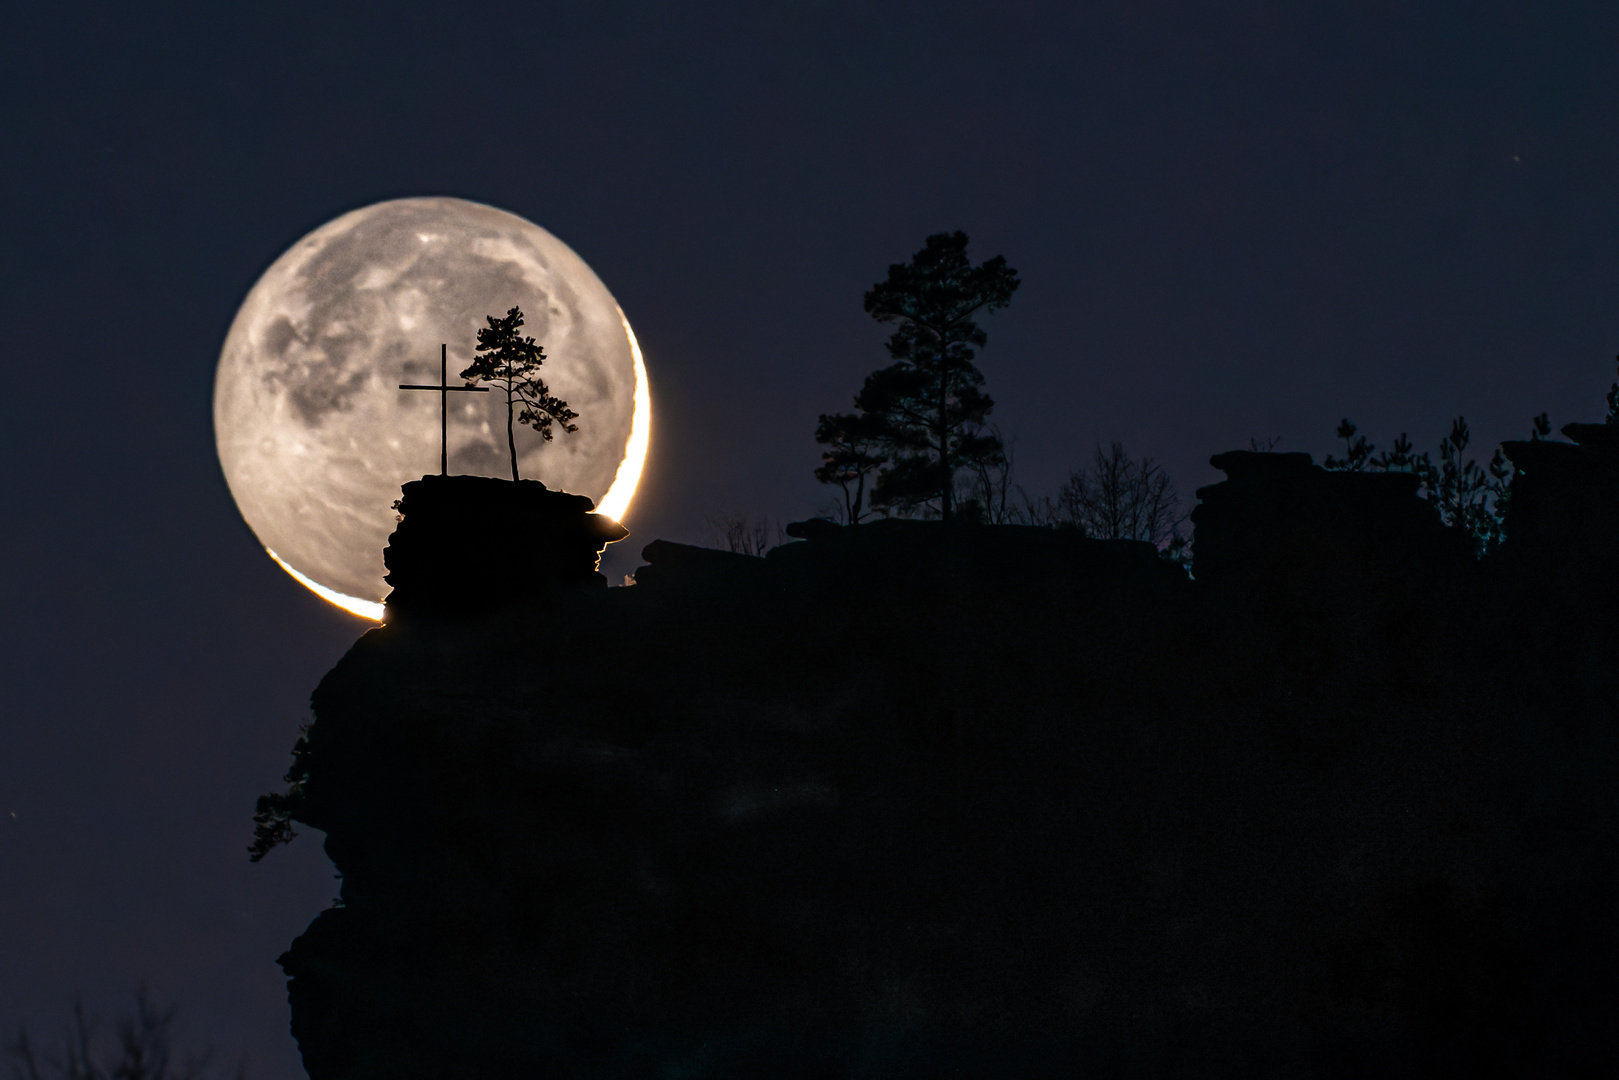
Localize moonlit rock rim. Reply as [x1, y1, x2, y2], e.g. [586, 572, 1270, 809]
[596, 307, 652, 523]
[269, 548, 386, 622]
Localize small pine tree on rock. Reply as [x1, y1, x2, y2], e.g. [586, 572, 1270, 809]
[460, 306, 578, 481]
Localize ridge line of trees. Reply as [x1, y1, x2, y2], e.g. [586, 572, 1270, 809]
[813, 241, 1619, 562]
[1323, 412, 1550, 556]
[814, 230, 1186, 550]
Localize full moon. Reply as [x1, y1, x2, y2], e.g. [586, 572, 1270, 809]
[214, 197, 650, 620]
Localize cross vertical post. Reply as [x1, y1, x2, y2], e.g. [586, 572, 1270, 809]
[400, 344, 489, 476]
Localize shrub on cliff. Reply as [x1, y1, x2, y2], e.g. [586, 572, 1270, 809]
[1324, 412, 1551, 556]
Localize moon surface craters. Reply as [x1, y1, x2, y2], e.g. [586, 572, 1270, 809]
[214, 197, 639, 606]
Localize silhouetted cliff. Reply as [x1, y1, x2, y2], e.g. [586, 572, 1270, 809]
[383, 475, 628, 616]
[273, 448, 1619, 1078]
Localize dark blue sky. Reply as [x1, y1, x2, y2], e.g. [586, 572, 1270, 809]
[5, 2, 1619, 1075]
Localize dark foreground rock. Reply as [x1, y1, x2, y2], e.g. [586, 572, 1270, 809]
[382, 474, 628, 617]
[275, 460, 1618, 1078]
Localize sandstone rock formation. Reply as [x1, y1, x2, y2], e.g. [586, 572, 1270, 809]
[270, 454, 1619, 1078]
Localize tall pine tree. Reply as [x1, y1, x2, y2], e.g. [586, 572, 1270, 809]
[845, 232, 1020, 521]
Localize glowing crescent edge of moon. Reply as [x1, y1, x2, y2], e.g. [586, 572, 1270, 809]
[266, 307, 652, 622]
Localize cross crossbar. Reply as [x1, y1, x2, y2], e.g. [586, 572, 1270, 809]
[400, 343, 489, 476]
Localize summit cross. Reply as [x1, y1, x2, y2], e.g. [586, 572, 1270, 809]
[399, 344, 490, 476]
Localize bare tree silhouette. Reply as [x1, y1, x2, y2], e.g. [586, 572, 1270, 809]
[5, 991, 240, 1080]
[705, 512, 782, 557]
[1038, 441, 1183, 546]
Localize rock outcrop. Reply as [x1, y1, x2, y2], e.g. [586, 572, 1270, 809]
[381, 475, 628, 617]
[272, 455, 1619, 1078]
[1498, 422, 1619, 601]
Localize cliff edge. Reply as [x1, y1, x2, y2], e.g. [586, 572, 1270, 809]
[273, 459, 1618, 1078]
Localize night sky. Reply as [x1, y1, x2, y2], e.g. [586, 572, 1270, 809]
[5, 3, 1619, 1076]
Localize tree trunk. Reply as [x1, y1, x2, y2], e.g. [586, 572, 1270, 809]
[938, 357, 953, 522]
[506, 384, 519, 481]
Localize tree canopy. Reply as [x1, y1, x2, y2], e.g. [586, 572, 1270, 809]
[460, 306, 578, 482]
[816, 232, 1020, 522]
[813, 411, 888, 524]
